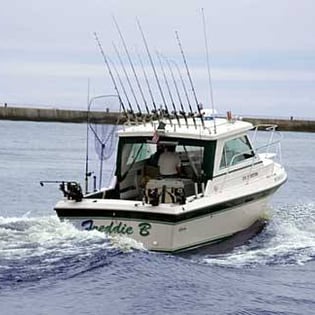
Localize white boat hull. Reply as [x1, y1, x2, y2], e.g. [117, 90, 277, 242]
[58, 195, 270, 253]
[54, 117, 287, 253]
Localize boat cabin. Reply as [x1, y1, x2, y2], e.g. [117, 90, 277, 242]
[90, 119, 257, 205]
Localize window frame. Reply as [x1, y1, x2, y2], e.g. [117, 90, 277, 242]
[116, 136, 217, 181]
[219, 135, 255, 170]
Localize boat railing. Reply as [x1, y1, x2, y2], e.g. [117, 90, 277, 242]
[252, 124, 283, 163]
[219, 124, 283, 190]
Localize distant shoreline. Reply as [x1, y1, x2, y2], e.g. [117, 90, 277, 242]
[0, 105, 314, 132]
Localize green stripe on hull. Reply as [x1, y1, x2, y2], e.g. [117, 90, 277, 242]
[56, 183, 281, 224]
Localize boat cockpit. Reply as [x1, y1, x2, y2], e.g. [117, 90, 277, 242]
[91, 131, 257, 205]
[86, 136, 214, 204]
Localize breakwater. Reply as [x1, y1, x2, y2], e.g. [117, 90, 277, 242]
[0, 106, 120, 124]
[243, 117, 315, 133]
[0, 106, 314, 132]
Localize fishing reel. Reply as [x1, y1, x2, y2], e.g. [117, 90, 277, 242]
[174, 187, 186, 205]
[40, 180, 83, 202]
[147, 188, 160, 206]
[60, 182, 83, 202]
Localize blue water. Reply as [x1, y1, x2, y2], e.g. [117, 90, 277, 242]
[0, 120, 314, 315]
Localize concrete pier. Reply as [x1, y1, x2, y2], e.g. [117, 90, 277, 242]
[243, 117, 315, 133]
[0, 106, 121, 124]
[0, 106, 314, 132]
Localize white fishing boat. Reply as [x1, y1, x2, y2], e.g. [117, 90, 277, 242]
[53, 111, 287, 253]
[51, 22, 287, 253]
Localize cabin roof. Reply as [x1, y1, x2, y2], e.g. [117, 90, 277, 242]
[117, 117, 253, 141]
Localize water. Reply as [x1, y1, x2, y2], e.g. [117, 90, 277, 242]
[0, 120, 314, 315]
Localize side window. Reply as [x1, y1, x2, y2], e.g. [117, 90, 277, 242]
[177, 145, 204, 177]
[126, 143, 154, 165]
[220, 136, 254, 169]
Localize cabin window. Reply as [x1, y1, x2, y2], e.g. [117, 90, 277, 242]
[116, 136, 216, 181]
[125, 143, 154, 165]
[220, 136, 254, 169]
[177, 144, 204, 178]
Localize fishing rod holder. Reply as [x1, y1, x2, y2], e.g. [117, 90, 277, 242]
[40, 180, 83, 202]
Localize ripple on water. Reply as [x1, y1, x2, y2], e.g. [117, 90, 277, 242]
[0, 215, 146, 288]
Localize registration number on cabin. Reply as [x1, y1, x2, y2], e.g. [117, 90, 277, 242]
[242, 172, 258, 181]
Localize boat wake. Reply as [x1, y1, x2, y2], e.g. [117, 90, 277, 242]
[0, 215, 145, 288]
[1, 202, 313, 288]
[202, 202, 315, 267]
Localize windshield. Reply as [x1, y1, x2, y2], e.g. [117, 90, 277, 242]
[116, 137, 216, 181]
[220, 135, 255, 169]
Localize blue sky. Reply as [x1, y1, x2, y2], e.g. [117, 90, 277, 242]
[1, 0, 315, 118]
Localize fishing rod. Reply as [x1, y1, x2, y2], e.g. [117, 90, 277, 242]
[201, 8, 217, 133]
[108, 54, 138, 124]
[136, 18, 173, 126]
[157, 52, 181, 127]
[175, 31, 205, 129]
[165, 58, 189, 128]
[112, 42, 142, 123]
[112, 16, 151, 119]
[170, 59, 197, 128]
[136, 49, 159, 121]
[94, 32, 130, 125]
[40, 180, 83, 202]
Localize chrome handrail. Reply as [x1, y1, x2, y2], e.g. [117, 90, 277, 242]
[219, 125, 283, 191]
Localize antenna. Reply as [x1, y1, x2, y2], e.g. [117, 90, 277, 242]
[157, 52, 181, 127]
[136, 18, 173, 126]
[201, 8, 217, 133]
[113, 16, 151, 118]
[94, 32, 129, 124]
[175, 31, 205, 129]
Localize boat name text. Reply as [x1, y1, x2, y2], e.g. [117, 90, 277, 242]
[81, 219, 152, 237]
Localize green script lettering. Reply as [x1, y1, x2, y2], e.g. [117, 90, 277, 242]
[138, 222, 152, 237]
[82, 220, 151, 237]
[90, 221, 134, 235]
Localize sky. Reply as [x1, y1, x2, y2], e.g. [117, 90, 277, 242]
[1, 0, 315, 118]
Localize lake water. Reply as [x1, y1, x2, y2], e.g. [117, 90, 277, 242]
[0, 120, 314, 315]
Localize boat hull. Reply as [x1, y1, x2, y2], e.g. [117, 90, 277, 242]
[57, 195, 270, 253]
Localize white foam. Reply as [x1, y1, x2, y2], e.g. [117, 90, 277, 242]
[109, 235, 147, 252]
[0, 216, 102, 261]
[0, 215, 146, 263]
[203, 203, 315, 267]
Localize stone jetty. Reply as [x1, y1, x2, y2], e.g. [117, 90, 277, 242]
[0, 105, 314, 132]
